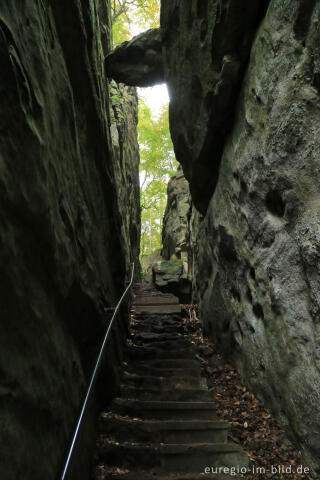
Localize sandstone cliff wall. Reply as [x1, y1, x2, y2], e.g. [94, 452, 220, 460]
[161, 0, 320, 471]
[92, 0, 319, 470]
[0, 2, 140, 479]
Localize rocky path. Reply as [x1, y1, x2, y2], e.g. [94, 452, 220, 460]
[94, 284, 248, 479]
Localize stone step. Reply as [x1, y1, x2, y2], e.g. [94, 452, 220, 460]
[121, 372, 202, 389]
[130, 332, 185, 343]
[132, 322, 182, 329]
[133, 313, 182, 322]
[98, 442, 249, 473]
[129, 339, 191, 351]
[125, 346, 197, 360]
[133, 286, 172, 295]
[94, 465, 244, 480]
[133, 304, 181, 314]
[99, 415, 229, 443]
[113, 399, 217, 420]
[95, 284, 249, 477]
[95, 470, 242, 480]
[131, 323, 183, 334]
[123, 365, 201, 378]
[131, 317, 182, 328]
[133, 295, 179, 306]
[120, 385, 213, 401]
[129, 359, 201, 369]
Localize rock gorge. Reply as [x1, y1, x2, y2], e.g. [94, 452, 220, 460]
[1, 0, 320, 479]
[108, 0, 320, 472]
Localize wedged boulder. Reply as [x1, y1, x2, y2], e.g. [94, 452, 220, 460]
[152, 259, 191, 303]
[105, 28, 164, 87]
[161, 0, 269, 213]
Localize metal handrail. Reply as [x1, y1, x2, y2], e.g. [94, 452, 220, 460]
[60, 262, 135, 480]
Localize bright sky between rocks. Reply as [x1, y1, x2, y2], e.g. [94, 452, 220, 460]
[138, 84, 170, 118]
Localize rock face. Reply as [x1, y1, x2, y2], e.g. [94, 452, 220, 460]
[140, 249, 162, 283]
[105, 28, 164, 87]
[149, 166, 193, 302]
[162, 166, 192, 265]
[190, 0, 320, 472]
[161, 0, 269, 213]
[110, 81, 141, 267]
[0, 2, 140, 480]
[152, 259, 191, 303]
[158, 0, 320, 472]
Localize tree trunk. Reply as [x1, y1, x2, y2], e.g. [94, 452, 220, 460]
[149, 206, 152, 252]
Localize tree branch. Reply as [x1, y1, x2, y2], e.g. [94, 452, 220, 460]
[111, 0, 148, 23]
[141, 198, 158, 210]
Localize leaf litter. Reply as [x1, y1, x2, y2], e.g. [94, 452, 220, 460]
[181, 305, 316, 480]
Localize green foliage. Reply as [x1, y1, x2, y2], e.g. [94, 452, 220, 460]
[139, 100, 178, 256]
[112, 16, 131, 46]
[111, 0, 160, 46]
[111, 0, 177, 258]
[130, 0, 160, 29]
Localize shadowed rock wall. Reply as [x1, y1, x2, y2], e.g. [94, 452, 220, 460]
[160, 0, 320, 472]
[190, 0, 320, 472]
[0, 1, 140, 479]
[161, 0, 269, 213]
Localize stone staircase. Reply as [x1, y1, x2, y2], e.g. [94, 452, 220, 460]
[94, 284, 249, 479]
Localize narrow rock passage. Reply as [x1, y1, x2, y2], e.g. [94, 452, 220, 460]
[94, 284, 248, 479]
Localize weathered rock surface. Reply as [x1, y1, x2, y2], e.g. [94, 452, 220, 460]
[105, 28, 164, 87]
[0, 2, 140, 480]
[161, 0, 269, 213]
[191, 0, 320, 472]
[152, 259, 191, 303]
[110, 81, 141, 267]
[162, 166, 192, 265]
[159, 166, 193, 302]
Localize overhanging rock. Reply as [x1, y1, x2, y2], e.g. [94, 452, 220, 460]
[105, 28, 164, 87]
[161, 0, 269, 213]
